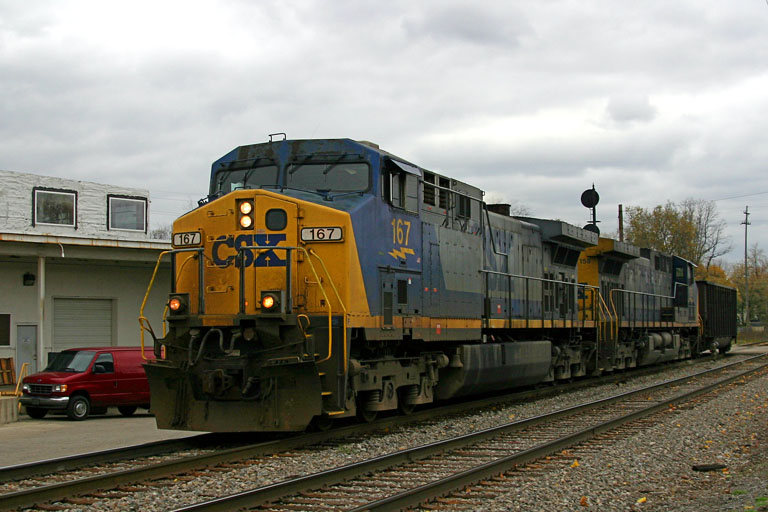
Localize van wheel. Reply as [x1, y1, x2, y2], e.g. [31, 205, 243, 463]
[26, 407, 48, 419]
[118, 406, 137, 417]
[67, 396, 90, 420]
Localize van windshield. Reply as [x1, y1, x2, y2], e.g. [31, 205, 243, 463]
[45, 351, 96, 372]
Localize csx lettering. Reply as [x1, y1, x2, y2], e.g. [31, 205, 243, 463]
[211, 234, 287, 268]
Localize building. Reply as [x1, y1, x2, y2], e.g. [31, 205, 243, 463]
[0, 170, 172, 378]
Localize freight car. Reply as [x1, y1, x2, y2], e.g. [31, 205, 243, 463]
[139, 137, 729, 433]
[697, 280, 737, 354]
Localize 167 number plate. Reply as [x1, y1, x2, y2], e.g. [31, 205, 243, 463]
[301, 227, 342, 242]
[173, 231, 202, 247]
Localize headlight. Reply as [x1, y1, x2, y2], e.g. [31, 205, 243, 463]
[167, 294, 189, 315]
[53, 384, 67, 393]
[237, 200, 254, 230]
[260, 291, 282, 313]
[22, 384, 30, 393]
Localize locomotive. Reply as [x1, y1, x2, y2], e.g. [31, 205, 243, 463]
[140, 137, 735, 432]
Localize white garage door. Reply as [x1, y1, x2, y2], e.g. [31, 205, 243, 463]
[53, 298, 114, 351]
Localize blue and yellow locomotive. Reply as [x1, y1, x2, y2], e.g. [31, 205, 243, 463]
[141, 137, 729, 432]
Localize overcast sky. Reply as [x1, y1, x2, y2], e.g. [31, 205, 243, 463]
[2, 0, 766, 263]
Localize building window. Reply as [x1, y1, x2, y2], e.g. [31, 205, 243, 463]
[33, 188, 77, 227]
[0, 314, 9, 346]
[108, 195, 147, 232]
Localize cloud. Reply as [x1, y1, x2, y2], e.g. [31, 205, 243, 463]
[1, 0, 767, 257]
[605, 94, 657, 124]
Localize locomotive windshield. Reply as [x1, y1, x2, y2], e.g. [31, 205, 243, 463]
[214, 164, 279, 195]
[287, 162, 369, 193]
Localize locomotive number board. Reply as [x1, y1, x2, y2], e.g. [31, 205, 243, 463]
[172, 231, 202, 247]
[301, 227, 342, 242]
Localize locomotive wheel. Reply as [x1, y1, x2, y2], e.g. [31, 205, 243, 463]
[397, 385, 418, 415]
[25, 407, 48, 419]
[67, 395, 90, 421]
[398, 400, 415, 415]
[357, 408, 378, 423]
[310, 415, 334, 432]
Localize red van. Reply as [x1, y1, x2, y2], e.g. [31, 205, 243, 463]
[20, 347, 154, 421]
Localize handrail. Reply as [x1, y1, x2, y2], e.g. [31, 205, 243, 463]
[237, 245, 337, 364]
[138, 243, 346, 369]
[608, 282, 689, 339]
[593, 289, 615, 348]
[138, 250, 172, 361]
[480, 269, 597, 329]
[138, 248, 204, 360]
[308, 249, 348, 373]
[583, 288, 612, 344]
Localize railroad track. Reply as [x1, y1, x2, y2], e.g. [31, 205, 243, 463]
[170, 353, 768, 512]
[0, 353, 755, 511]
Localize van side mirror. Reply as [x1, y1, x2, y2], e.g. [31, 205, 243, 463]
[93, 364, 106, 374]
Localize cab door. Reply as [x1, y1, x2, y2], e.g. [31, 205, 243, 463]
[87, 352, 117, 406]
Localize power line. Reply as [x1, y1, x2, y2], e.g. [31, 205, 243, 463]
[710, 190, 768, 202]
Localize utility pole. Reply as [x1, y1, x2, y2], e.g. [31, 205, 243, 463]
[742, 206, 751, 327]
[618, 204, 624, 241]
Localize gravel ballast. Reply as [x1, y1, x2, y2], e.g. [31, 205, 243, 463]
[30, 354, 768, 511]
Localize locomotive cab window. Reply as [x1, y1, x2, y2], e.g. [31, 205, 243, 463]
[214, 163, 278, 195]
[383, 167, 418, 213]
[287, 162, 370, 193]
[383, 159, 419, 212]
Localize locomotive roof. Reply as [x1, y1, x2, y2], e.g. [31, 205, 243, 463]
[515, 216, 599, 249]
[215, 137, 484, 202]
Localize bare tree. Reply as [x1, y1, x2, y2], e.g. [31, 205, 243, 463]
[625, 198, 730, 272]
[149, 224, 172, 240]
[680, 198, 732, 271]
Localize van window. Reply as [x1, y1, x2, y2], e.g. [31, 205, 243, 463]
[45, 351, 95, 372]
[94, 353, 115, 373]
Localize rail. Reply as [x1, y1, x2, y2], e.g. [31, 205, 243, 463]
[168, 353, 768, 512]
[3, 355, 751, 511]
